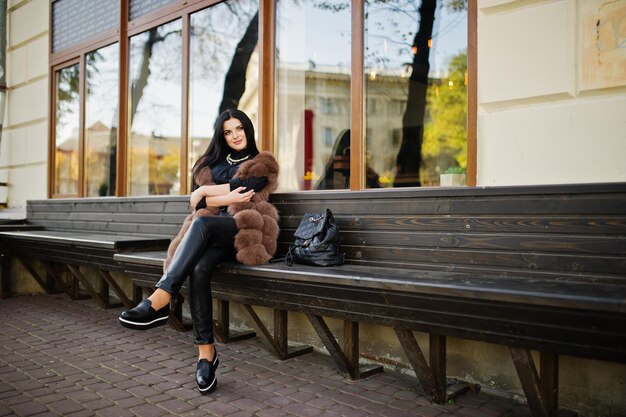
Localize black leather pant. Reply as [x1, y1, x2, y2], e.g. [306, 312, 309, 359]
[155, 215, 237, 345]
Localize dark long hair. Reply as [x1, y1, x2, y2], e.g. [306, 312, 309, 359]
[192, 109, 260, 178]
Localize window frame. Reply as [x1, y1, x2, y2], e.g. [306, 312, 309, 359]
[48, 0, 476, 197]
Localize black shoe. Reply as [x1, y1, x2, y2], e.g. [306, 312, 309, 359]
[119, 299, 170, 330]
[196, 350, 219, 394]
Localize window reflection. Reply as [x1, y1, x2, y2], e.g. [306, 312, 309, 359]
[54, 64, 80, 195]
[189, 0, 259, 192]
[365, 0, 467, 187]
[85, 43, 119, 196]
[275, 0, 351, 191]
[128, 19, 182, 196]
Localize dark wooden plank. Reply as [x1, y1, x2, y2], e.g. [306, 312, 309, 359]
[333, 245, 626, 275]
[278, 214, 626, 235]
[273, 193, 626, 216]
[0, 230, 169, 250]
[319, 230, 626, 255]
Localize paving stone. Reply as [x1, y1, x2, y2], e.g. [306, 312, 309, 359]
[413, 405, 445, 417]
[82, 397, 115, 411]
[283, 402, 324, 417]
[130, 403, 171, 417]
[256, 408, 289, 417]
[115, 396, 147, 409]
[1, 393, 31, 406]
[10, 401, 49, 416]
[48, 399, 83, 415]
[155, 398, 197, 414]
[458, 407, 502, 417]
[200, 401, 240, 415]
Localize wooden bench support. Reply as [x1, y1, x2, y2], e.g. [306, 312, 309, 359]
[243, 304, 313, 360]
[97, 270, 130, 308]
[307, 314, 383, 380]
[1, 249, 10, 298]
[65, 264, 107, 308]
[14, 255, 66, 295]
[395, 329, 447, 404]
[213, 299, 256, 344]
[510, 348, 559, 417]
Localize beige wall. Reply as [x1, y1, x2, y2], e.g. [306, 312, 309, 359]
[1, 0, 49, 207]
[477, 0, 626, 186]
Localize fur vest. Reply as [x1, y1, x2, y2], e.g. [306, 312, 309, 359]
[163, 151, 280, 272]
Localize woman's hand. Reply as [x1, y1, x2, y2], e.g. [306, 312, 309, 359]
[189, 183, 253, 209]
[225, 187, 255, 204]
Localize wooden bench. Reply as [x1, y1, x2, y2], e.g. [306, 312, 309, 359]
[0, 197, 182, 307]
[114, 183, 626, 417]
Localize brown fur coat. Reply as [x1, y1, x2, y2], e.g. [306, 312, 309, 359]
[163, 151, 280, 272]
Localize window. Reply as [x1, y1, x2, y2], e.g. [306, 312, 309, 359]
[188, 1, 259, 191]
[275, 0, 351, 191]
[128, 20, 182, 196]
[364, 0, 468, 188]
[54, 64, 80, 195]
[85, 43, 119, 197]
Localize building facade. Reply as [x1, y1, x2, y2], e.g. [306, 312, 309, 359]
[2, 0, 626, 415]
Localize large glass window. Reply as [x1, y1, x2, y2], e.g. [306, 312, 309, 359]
[54, 64, 80, 195]
[188, 0, 259, 191]
[84, 43, 119, 197]
[365, 0, 467, 187]
[128, 19, 182, 196]
[275, 0, 351, 191]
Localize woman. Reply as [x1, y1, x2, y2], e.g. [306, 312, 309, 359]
[119, 109, 280, 394]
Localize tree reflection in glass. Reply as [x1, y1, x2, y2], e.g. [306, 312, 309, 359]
[128, 19, 182, 196]
[85, 43, 119, 197]
[365, 0, 467, 188]
[54, 64, 80, 195]
[189, 0, 259, 191]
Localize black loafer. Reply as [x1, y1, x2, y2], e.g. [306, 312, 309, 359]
[196, 350, 219, 394]
[119, 299, 169, 330]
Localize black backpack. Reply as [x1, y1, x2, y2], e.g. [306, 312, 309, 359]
[285, 209, 345, 267]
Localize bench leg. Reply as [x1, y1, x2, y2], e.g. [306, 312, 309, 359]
[510, 348, 559, 417]
[213, 299, 256, 344]
[307, 314, 383, 380]
[243, 304, 313, 360]
[14, 256, 66, 295]
[65, 264, 107, 308]
[1, 248, 11, 298]
[97, 270, 132, 308]
[394, 329, 447, 404]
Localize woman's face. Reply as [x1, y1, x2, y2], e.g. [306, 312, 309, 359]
[223, 117, 248, 152]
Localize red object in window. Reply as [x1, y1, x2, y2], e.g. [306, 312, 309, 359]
[304, 110, 314, 190]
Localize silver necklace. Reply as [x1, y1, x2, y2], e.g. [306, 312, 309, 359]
[226, 153, 251, 166]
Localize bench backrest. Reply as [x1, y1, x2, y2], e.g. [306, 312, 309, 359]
[273, 183, 626, 280]
[26, 197, 189, 238]
[28, 183, 626, 279]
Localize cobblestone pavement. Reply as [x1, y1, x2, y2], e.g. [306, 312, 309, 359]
[0, 294, 532, 417]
